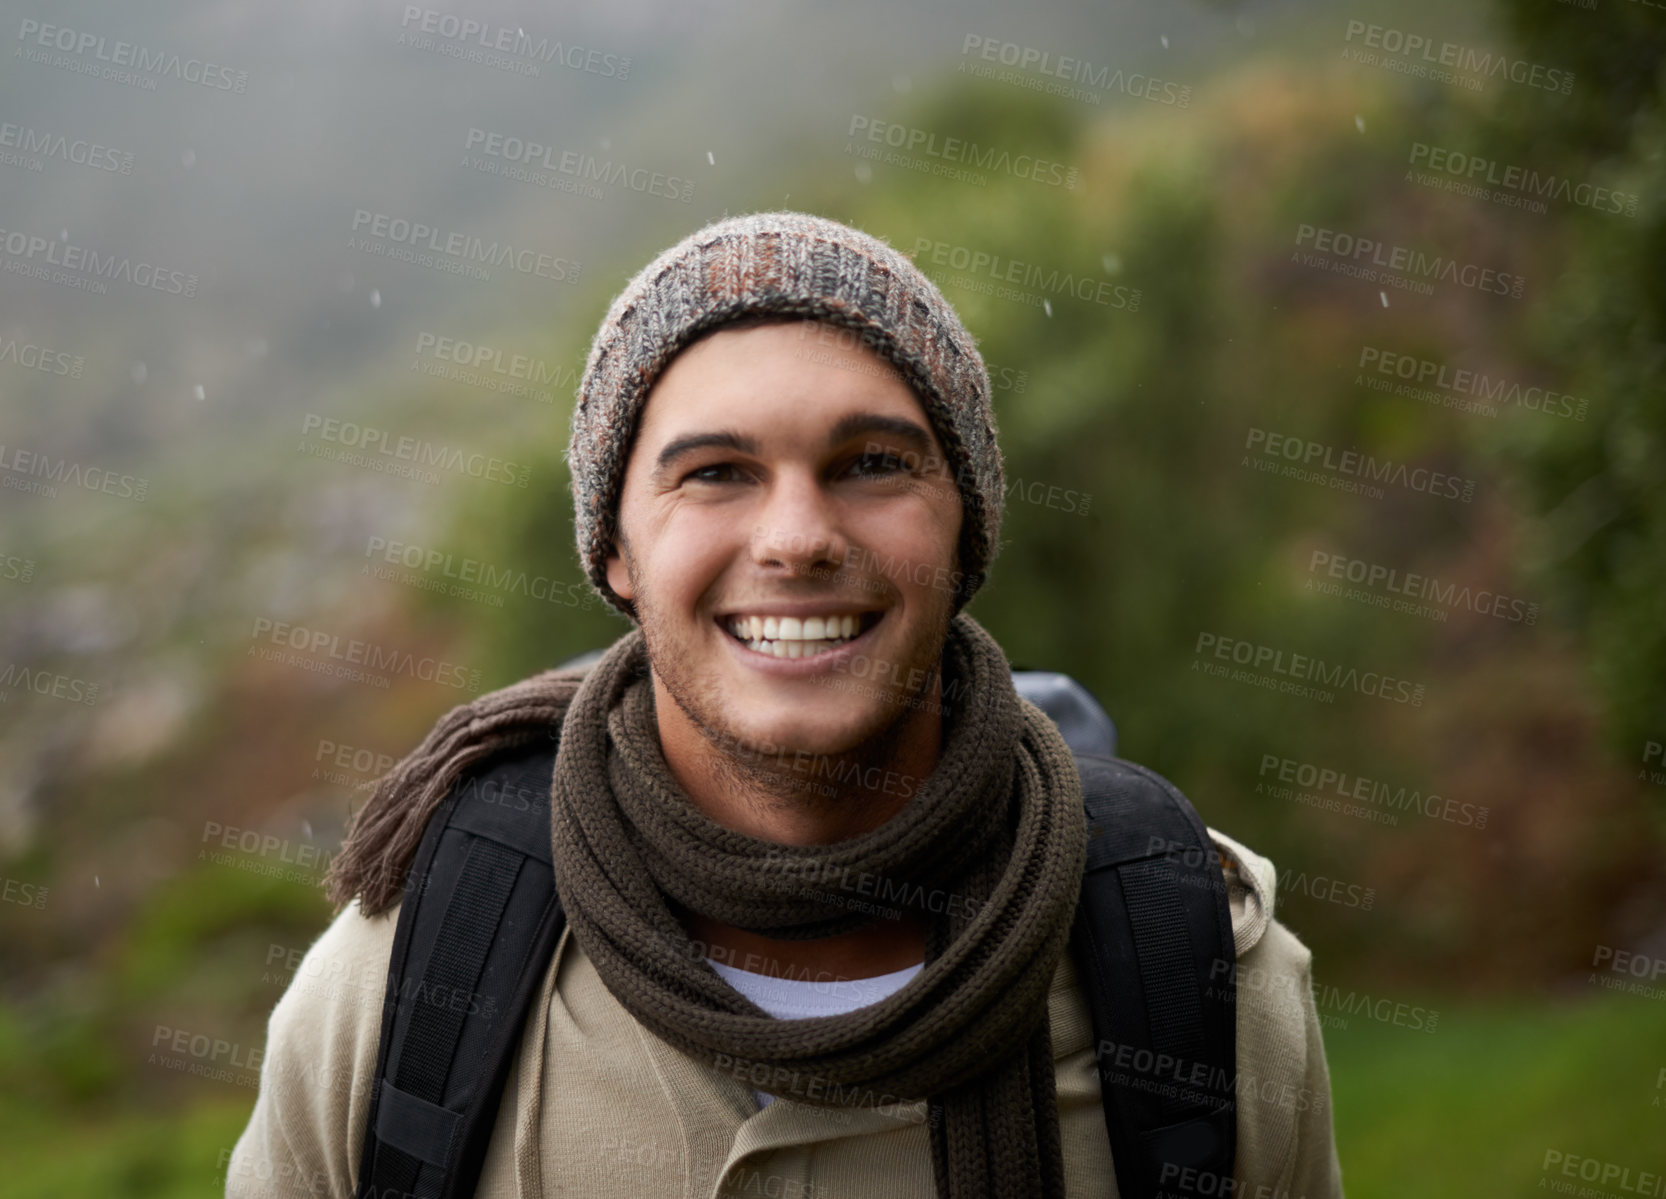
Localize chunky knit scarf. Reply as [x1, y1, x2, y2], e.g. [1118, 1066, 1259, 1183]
[327, 612, 1087, 1199]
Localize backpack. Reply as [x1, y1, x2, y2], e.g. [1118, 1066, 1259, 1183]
[353, 668, 1237, 1199]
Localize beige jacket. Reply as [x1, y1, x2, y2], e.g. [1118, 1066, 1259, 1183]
[226, 827, 1343, 1198]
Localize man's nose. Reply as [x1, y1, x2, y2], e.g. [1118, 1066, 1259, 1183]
[750, 473, 849, 576]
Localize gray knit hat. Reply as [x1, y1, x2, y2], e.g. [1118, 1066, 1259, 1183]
[566, 210, 1003, 619]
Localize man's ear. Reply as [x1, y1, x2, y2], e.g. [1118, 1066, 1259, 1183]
[605, 542, 634, 602]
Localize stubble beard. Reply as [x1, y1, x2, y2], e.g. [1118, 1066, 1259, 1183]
[625, 553, 955, 822]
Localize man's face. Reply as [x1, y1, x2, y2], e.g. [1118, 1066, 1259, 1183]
[605, 319, 964, 765]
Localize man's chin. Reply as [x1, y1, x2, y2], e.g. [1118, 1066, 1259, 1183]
[712, 712, 880, 759]
[715, 661, 936, 743]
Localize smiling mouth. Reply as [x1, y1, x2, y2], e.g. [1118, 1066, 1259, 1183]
[720, 611, 883, 660]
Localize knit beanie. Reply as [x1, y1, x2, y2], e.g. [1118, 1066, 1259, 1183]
[565, 210, 1004, 619]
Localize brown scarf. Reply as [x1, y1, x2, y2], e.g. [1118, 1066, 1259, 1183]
[327, 611, 1087, 1199]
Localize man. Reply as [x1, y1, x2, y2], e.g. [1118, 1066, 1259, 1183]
[229, 211, 1343, 1197]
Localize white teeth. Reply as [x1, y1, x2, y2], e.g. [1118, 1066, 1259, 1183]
[724, 611, 873, 658]
[727, 614, 866, 641]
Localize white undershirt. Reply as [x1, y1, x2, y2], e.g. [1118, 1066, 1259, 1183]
[707, 957, 925, 1108]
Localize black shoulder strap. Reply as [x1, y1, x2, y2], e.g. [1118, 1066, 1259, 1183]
[355, 736, 1238, 1199]
[354, 737, 568, 1199]
[1068, 752, 1238, 1199]
[1018, 671, 1237, 1193]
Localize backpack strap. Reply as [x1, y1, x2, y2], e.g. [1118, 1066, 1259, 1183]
[354, 738, 568, 1199]
[1068, 753, 1238, 1199]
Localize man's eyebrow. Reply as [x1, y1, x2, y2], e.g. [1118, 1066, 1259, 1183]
[653, 430, 759, 480]
[650, 413, 934, 482]
[827, 412, 934, 454]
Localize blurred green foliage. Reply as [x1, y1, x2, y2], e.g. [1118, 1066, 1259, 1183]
[4, 3, 1663, 1195]
[1327, 994, 1666, 1196]
[1479, 1, 1666, 764]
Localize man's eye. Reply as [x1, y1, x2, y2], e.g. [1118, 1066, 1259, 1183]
[685, 463, 741, 484]
[850, 450, 906, 477]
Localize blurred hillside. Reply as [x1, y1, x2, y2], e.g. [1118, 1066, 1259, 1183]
[1, 0, 1664, 1193]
